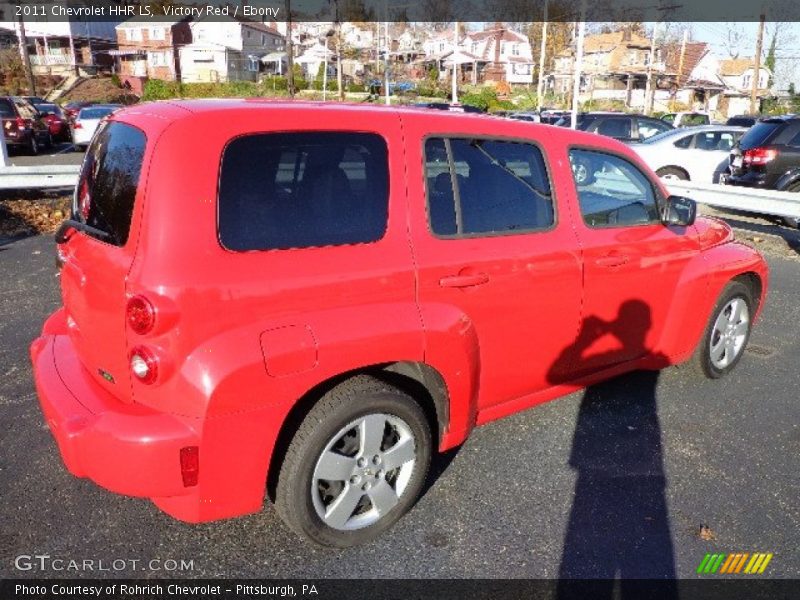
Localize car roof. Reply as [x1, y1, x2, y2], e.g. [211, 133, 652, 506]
[110, 99, 632, 152]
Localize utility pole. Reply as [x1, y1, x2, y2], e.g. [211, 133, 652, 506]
[16, 13, 37, 96]
[644, 22, 660, 115]
[285, 0, 294, 98]
[676, 28, 688, 89]
[570, 2, 586, 129]
[333, 0, 343, 101]
[384, 20, 390, 105]
[451, 21, 458, 104]
[751, 12, 766, 115]
[536, 0, 548, 111]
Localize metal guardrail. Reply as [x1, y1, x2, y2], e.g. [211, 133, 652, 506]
[0, 166, 81, 190]
[665, 180, 800, 220]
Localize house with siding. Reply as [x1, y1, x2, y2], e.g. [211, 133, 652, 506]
[179, 16, 283, 83]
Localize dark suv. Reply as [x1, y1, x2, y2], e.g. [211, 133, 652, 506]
[0, 96, 52, 155]
[725, 116, 800, 226]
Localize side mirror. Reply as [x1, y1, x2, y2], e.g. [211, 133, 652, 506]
[663, 195, 697, 227]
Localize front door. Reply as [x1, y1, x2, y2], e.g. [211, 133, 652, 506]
[566, 148, 701, 376]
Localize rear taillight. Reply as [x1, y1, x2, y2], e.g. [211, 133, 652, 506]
[743, 147, 778, 166]
[15, 117, 26, 130]
[180, 446, 200, 487]
[130, 346, 158, 384]
[126, 295, 156, 335]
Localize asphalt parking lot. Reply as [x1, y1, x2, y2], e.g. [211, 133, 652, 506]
[0, 228, 798, 580]
[6, 143, 85, 167]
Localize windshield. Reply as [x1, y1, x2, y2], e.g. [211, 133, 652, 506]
[640, 129, 683, 144]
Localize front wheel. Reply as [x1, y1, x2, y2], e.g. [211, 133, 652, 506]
[656, 166, 689, 181]
[691, 281, 754, 379]
[28, 134, 39, 156]
[275, 375, 432, 547]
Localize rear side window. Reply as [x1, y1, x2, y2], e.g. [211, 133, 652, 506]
[739, 122, 782, 149]
[218, 132, 389, 251]
[424, 137, 553, 236]
[80, 107, 115, 120]
[74, 121, 146, 246]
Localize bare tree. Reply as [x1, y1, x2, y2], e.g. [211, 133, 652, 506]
[723, 23, 749, 59]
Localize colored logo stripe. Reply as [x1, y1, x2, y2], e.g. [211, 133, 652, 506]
[698, 552, 773, 575]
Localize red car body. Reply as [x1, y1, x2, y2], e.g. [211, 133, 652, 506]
[34, 103, 71, 142]
[31, 100, 768, 524]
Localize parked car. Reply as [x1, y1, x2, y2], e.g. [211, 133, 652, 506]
[631, 125, 747, 183]
[34, 101, 768, 548]
[507, 111, 541, 123]
[0, 96, 52, 155]
[71, 104, 121, 149]
[724, 115, 800, 227]
[413, 102, 484, 113]
[726, 115, 758, 128]
[62, 101, 96, 124]
[31, 102, 72, 143]
[660, 112, 711, 128]
[555, 112, 674, 142]
[14, 95, 47, 105]
[539, 108, 570, 124]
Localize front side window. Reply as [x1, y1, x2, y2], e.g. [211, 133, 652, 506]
[218, 132, 389, 251]
[424, 137, 554, 237]
[569, 149, 660, 228]
[638, 119, 672, 140]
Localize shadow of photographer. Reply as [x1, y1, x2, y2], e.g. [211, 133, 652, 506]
[549, 300, 678, 598]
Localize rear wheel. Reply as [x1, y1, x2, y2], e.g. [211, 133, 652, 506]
[28, 134, 39, 156]
[656, 166, 689, 181]
[275, 375, 432, 547]
[691, 281, 754, 379]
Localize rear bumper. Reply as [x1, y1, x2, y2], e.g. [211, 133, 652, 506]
[30, 309, 199, 500]
[31, 308, 283, 523]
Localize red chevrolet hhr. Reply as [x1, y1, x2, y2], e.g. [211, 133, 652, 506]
[31, 100, 768, 547]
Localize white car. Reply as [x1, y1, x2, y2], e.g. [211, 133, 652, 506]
[72, 104, 121, 149]
[631, 125, 748, 184]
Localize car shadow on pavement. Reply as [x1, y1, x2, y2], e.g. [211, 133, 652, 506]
[549, 300, 678, 598]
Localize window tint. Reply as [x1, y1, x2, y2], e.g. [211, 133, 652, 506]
[218, 132, 388, 251]
[424, 137, 553, 236]
[787, 129, 800, 147]
[569, 149, 660, 228]
[739, 121, 782, 149]
[595, 118, 631, 139]
[74, 121, 146, 246]
[673, 134, 692, 149]
[694, 131, 736, 151]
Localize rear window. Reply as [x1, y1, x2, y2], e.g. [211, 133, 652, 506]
[218, 132, 389, 251]
[738, 121, 783, 149]
[80, 107, 115, 120]
[74, 121, 146, 246]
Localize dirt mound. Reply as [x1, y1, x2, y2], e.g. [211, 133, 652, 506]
[61, 77, 138, 105]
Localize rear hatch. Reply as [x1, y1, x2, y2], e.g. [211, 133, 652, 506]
[729, 119, 784, 177]
[57, 120, 147, 404]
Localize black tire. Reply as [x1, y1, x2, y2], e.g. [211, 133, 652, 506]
[28, 134, 39, 156]
[275, 375, 432, 547]
[656, 166, 689, 181]
[572, 157, 596, 186]
[691, 280, 754, 379]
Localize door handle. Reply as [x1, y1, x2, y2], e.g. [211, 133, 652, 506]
[595, 254, 629, 268]
[439, 273, 490, 288]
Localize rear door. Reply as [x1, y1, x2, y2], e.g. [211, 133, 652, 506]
[58, 120, 148, 402]
[404, 119, 583, 409]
